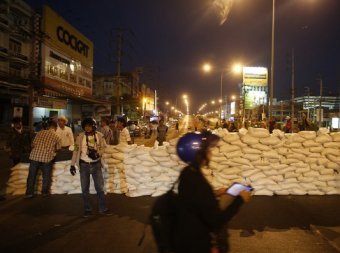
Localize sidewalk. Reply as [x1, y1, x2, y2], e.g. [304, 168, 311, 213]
[310, 225, 340, 252]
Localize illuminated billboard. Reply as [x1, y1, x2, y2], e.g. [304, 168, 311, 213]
[243, 86, 267, 109]
[41, 6, 93, 97]
[243, 67, 268, 87]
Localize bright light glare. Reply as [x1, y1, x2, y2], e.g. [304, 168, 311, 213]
[202, 63, 212, 73]
[233, 64, 243, 74]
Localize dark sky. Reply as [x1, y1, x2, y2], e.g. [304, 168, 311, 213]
[26, 0, 340, 112]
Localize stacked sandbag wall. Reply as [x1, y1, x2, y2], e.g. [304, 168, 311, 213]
[6, 129, 340, 196]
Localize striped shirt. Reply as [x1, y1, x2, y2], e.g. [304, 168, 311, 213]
[29, 129, 61, 163]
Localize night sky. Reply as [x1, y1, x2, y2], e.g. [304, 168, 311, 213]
[26, 0, 340, 112]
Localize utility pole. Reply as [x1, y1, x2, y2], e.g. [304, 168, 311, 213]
[291, 48, 295, 132]
[115, 29, 123, 115]
[304, 86, 310, 121]
[318, 77, 323, 128]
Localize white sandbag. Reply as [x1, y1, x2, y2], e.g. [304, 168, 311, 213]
[304, 171, 320, 177]
[152, 190, 168, 197]
[298, 131, 316, 140]
[325, 189, 340, 195]
[51, 189, 67, 194]
[315, 134, 332, 143]
[317, 158, 330, 166]
[300, 183, 317, 190]
[253, 178, 276, 185]
[223, 133, 240, 143]
[221, 167, 242, 175]
[330, 132, 340, 142]
[291, 148, 310, 156]
[219, 144, 241, 153]
[242, 147, 262, 154]
[283, 177, 298, 184]
[170, 154, 180, 161]
[318, 175, 335, 182]
[62, 184, 75, 192]
[309, 146, 323, 153]
[284, 172, 300, 179]
[136, 175, 152, 183]
[141, 161, 158, 167]
[317, 128, 330, 135]
[308, 190, 325, 195]
[249, 172, 266, 181]
[61, 175, 74, 183]
[251, 143, 271, 151]
[272, 141, 285, 149]
[275, 190, 290, 195]
[281, 183, 301, 190]
[230, 140, 247, 148]
[241, 169, 260, 178]
[303, 140, 321, 148]
[159, 160, 178, 168]
[262, 150, 279, 159]
[324, 142, 340, 148]
[151, 149, 170, 157]
[125, 169, 139, 179]
[238, 128, 248, 136]
[154, 174, 172, 183]
[12, 189, 27, 195]
[252, 160, 270, 166]
[11, 163, 29, 171]
[286, 134, 306, 143]
[297, 176, 315, 183]
[284, 142, 303, 149]
[54, 164, 66, 170]
[225, 150, 243, 159]
[322, 148, 339, 156]
[124, 158, 140, 165]
[166, 146, 177, 155]
[314, 180, 327, 187]
[105, 147, 119, 154]
[272, 129, 285, 138]
[211, 147, 223, 157]
[308, 153, 322, 158]
[320, 168, 336, 175]
[254, 189, 273, 196]
[276, 148, 290, 156]
[263, 169, 279, 176]
[231, 158, 251, 166]
[290, 188, 307, 195]
[272, 164, 289, 170]
[327, 181, 338, 187]
[242, 154, 261, 161]
[133, 165, 151, 174]
[128, 189, 155, 197]
[254, 165, 271, 171]
[169, 138, 179, 146]
[260, 136, 281, 146]
[326, 154, 340, 164]
[286, 154, 306, 162]
[248, 127, 270, 138]
[296, 167, 310, 174]
[241, 135, 259, 145]
[111, 153, 125, 161]
[211, 156, 228, 163]
[153, 156, 171, 162]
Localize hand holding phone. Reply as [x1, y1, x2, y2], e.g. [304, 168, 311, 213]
[226, 183, 253, 197]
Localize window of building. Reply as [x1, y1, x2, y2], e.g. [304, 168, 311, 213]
[9, 39, 21, 54]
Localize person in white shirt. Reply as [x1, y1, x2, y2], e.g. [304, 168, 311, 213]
[56, 116, 74, 149]
[117, 117, 131, 145]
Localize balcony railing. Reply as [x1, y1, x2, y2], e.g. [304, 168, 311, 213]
[9, 52, 28, 62]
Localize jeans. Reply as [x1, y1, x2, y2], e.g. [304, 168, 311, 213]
[26, 160, 53, 195]
[79, 161, 107, 212]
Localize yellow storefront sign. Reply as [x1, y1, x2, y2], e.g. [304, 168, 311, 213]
[43, 5, 93, 67]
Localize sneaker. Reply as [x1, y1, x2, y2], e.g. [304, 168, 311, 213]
[99, 209, 113, 216]
[83, 210, 93, 218]
[24, 194, 34, 199]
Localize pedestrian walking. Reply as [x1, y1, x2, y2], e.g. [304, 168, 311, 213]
[6, 117, 33, 165]
[99, 117, 113, 145]
[25, 120, 61, 198]
[156, 119, 168, 146]
[70, 118, 112, 217]
[117, 117, 132, 145]
[175, 131, 251, 253]
[284, 116, 292, 133]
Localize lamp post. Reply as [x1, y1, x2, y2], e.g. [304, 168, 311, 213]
[269, 0, 276, 120]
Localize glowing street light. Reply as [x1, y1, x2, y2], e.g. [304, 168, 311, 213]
[202, 63, 212, 73]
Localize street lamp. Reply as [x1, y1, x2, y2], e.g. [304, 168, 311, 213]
[269, 0, 276, 120]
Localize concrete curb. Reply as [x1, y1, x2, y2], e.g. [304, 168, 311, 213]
[310, 224, 340, 252]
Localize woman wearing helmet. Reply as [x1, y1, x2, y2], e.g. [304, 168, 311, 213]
[175, 130, 251, 253]
[70, 118, 111, 217]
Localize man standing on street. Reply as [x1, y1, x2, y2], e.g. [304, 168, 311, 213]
[117, 117, 132, 145]
[156, 119, 168, 146]
[25, 120, 61, 198]
[6, 117, 33, 165]
[56, 115, 74, 149]
[99, 117, 113, 145]
[70, 118, 112, 217]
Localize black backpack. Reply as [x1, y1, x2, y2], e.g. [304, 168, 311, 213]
[149, 183, 178, 253]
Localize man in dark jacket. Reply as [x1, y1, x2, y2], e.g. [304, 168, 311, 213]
[6, 117, 34, 165]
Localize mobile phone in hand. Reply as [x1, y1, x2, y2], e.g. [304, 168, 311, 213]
[226, 183, 253, 197]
